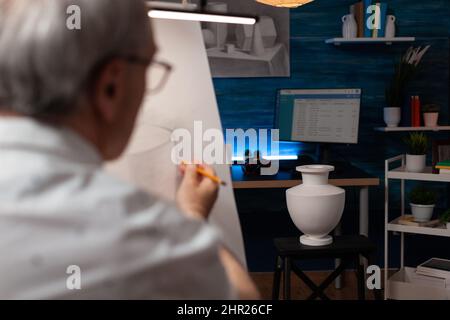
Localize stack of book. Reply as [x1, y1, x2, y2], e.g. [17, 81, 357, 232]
[436, 160, 450, 174]
[350, 1, 388, 38]
[417, 258, 450, 280]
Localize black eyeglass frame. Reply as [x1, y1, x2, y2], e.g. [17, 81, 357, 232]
[121, 55, 173, 95]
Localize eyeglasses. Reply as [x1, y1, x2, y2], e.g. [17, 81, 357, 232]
[122, 55, 173, 95]
[147, 60, 173, 95]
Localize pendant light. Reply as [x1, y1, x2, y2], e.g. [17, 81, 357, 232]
[256, 0, 314, 8]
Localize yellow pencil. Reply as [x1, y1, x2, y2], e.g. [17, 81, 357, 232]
[181, 161, 227, 186]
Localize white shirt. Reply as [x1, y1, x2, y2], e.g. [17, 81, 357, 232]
[0, 118, 235, 299]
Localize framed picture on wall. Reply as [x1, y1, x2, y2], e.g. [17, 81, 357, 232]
[201, 1, 290, 78]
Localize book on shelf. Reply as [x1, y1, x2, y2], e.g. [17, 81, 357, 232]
[436, 160, 450, 170]
[363, 0, 372, 37]
[350, 1, 364, 37]
[417, 258, 450, 280]
[372, 2, 387, 38]
[397, 215, 442, 227]
[440, 168, 450, 174]
[362, 1, 387, 38]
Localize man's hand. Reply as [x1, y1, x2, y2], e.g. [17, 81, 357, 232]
[176, 163, 219, 220]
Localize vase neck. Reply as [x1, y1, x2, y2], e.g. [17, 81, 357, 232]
[302, 172, 329, 185]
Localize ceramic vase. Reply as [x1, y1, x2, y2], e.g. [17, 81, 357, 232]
[342, 14, 357, 39]
[384, 107, 401, 128]
[385, 15, 396, 38]
[286, 165, 345, 246]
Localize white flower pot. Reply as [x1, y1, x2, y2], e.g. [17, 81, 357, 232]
[286, 165, 345, 246]
[384, 107, 401, 128]
[423, 112, 439, 127]
[410, 203, 435, 222]
[406, 154, 426, 173]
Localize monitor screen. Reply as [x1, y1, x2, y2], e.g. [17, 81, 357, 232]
[275, 89, 361, 144]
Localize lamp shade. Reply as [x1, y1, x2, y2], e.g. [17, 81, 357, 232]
[256, 0, 314, 8]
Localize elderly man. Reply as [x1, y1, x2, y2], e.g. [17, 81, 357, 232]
[0, 0, 259, 299]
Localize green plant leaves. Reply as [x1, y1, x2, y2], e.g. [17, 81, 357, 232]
[403, 132, 428, 155]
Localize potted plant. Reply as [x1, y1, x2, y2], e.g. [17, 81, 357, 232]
[384, 83, 402, 128]
[439, 209, 450, 229]
[384, 46, 430, 128]
[404, 132, 428, 173]
[409, 186, 437, 222]
[422, 104, 440, 127]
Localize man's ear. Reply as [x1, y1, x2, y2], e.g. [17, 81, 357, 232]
[92, 59, 126, 123]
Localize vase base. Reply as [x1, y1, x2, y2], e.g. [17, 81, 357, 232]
[300, 235, 333, 246]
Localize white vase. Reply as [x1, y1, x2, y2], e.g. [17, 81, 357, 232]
[406, 154, 426, 173]
[384, 107, 401, 128]
[286, 165, 345, 246]
[342, 14, 357, 39]
[410, 203, 435, 222]
[385, 15, 396, 38]
[423, 112, 439, 127]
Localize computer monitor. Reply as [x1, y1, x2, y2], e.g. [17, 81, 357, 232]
[275, 89, 361, 144]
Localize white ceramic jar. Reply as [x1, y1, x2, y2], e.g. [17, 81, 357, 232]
[342, 14, 357, 39]
[385, 15, 396, 38]
[286, 165, 345, 246]
[383, 107, 401, 128]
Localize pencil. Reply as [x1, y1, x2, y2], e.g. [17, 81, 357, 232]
[181, 161, 227, 186]
[196, 167, 227, 186]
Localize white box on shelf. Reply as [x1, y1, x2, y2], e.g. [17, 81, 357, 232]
[388, 267, 450, 300]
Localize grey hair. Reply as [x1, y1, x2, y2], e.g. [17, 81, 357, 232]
[0, 0, 151, 116]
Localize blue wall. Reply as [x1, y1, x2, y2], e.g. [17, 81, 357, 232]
[213, 0, 450, 271]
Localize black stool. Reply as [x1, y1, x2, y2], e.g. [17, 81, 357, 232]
[272, 235, 380, 300]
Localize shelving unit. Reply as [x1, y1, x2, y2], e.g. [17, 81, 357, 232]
[388, 166, 450, 183]
[375, 126, 450, 132]
[384, 155, 450, 300]
[388, 216, 450, 237]
[325, 37, 415, 46]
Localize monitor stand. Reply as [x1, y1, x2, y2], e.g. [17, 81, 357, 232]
[316, 143, 331, 164]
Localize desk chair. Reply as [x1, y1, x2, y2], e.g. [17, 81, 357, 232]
[272, 235, 381, 300]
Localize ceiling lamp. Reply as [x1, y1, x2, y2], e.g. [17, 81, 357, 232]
[256, 0, 314, 8]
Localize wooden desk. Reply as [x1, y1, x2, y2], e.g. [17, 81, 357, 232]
[232, 163, 380, 189]
[231, 163, 380, 289]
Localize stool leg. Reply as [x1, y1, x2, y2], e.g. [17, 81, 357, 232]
[357, 263, 365, 300]
[284, 257, 291, 300]
[334, 222, 343, 289]
[272, 256, 282, 300]
[366, 252, 383, 300]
